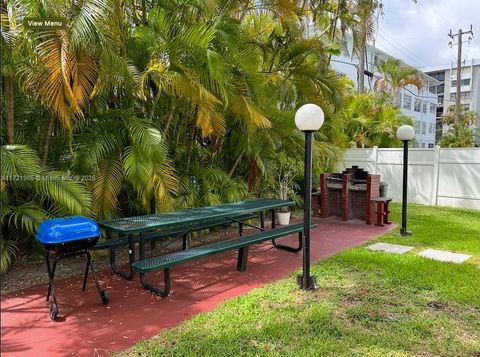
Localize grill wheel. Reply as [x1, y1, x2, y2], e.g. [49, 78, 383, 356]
[50, 303, 58, 321]
[101, 290, 109, 305]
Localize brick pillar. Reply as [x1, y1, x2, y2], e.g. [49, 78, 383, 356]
[320, 173, 332, 218]
[341, 173, 352, 221]
[366, 175, 380, 224]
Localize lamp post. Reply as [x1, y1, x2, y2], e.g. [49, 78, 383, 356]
[294, 104, 324, 290]
[396, 125, 415, 236]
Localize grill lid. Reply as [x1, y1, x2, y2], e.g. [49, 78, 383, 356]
[36, 216, 100, 245]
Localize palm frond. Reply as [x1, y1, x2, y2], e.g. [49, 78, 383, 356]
[36, 171, 92, 215]
[1, 238, 19, 273]
[91, 155, 123, 218]
[8, 201, 47, 235]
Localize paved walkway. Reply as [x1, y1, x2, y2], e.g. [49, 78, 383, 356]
[367, 243, 472, 263]
[1, 219, 394, 357]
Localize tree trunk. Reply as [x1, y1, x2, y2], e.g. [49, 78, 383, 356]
[357, 38, 366, 93]
[357, 18, 368, 94]
[228, 151, 244, 178]
[4, 76, 15, 144]
[141, 0, 146, 22]
[42, 115, 56, 164]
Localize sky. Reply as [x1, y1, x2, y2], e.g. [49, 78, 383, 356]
[374, 0, 480, 69]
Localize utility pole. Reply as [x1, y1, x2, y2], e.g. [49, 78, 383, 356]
[448, 25, 474, 124]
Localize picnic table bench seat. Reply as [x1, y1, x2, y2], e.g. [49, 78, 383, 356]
[132, 222, 315, 297]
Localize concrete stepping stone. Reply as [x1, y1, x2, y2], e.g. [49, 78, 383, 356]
[417, 248, 471, 264]
[367, 243, 414, 254]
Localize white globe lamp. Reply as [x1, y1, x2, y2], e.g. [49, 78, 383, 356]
[295, 104, 325, 132]
[396, 125, 415, 141]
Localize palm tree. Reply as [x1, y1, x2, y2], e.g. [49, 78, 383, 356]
[373, 58, 423, 102]
[439, 105, 477, 148]
[338, 93, 413, 148]
[74, 110, 178, 218]
[1, 0, 19, 144]
[352, 0, 382, 93]
[15, 0, 129, 163]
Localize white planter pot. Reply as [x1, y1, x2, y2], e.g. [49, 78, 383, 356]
[277, 211, 291, 226]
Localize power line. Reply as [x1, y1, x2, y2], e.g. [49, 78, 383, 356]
[375, 32, 427, 68]
[421, 0, 456, 30]
[377, 30, 430, 68]
[376, 33, 427, 68]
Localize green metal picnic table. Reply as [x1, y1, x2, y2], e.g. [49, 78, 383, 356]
[98, 199, 294, 280]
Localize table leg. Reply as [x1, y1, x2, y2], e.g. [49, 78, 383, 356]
[375, 202, 384, 227]
[237, 246, 249, 272]
[260, 211, 265, 229]
[384, 201, 392, 224]
[139, 232, 145, 260]
[272, 231, 302, 253]
[271, 209, 276, 229]
[140, 269, 171, 297]
[110, 233, 136, 280]
[182, 233, 191, 250]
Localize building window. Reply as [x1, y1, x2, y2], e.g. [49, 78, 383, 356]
[428, 143, 434, 148]
[462, 104, 470, 111]
[438, 95, 444, 105]
[450, 91, 471, 100]
[414, 120, 420, 134]
[395, 92, 402, 107]
[421, 122, 426, 135]
[437, 84, 444, 93]
[429, 123, 435, 133]
[341, 40, 349, 56]
[420, 142, 426, 148]
[414, 98, 421, 112]
[430, 103, 436, 113]
[429, 71, 445, 81]
[451, 78, 471, 86]
[403, 94, 412, 110]
[422, 102, 427, 113]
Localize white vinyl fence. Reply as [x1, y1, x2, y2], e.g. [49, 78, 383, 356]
[337, 147, 480, 210]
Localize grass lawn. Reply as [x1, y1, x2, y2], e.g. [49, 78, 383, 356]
[122, 204, 480, 357]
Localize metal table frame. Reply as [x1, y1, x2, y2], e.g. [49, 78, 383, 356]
[98, 199, 299, 280]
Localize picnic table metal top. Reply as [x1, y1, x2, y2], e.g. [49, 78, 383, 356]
[98, 199, 293, 234]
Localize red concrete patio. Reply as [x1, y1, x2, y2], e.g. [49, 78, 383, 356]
[1, 219, 394, 357]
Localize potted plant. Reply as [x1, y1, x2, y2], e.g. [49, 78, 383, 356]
[275, 153, 300, 225]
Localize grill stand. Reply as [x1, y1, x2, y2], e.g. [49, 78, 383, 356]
[45, 250, 108, 321]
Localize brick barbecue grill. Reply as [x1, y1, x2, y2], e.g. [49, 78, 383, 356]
[318, 166, 380, 224]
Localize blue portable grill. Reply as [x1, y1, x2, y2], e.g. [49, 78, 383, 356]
[36, 216, 109, 320]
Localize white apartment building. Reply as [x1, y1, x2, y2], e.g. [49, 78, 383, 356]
[425, 58, 480, 145]
[329, 35, 439, 148]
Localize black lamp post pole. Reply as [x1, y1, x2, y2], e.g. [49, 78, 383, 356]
[400, 139, 411, 236]
[298, 130, 317, 290]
